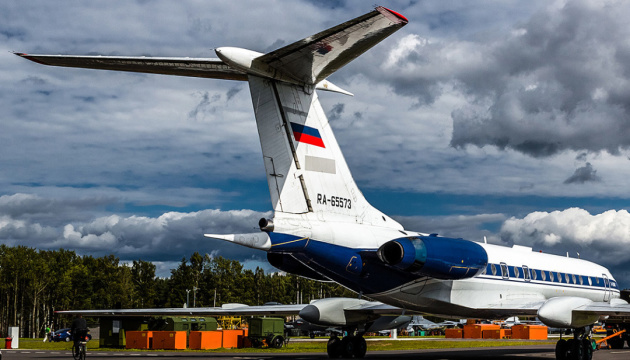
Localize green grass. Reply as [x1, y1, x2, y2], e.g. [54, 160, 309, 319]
[4, 337, 555, 353]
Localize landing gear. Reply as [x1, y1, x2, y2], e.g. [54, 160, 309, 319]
[555, 328, 593, 360]
[327, 335, 367, 358]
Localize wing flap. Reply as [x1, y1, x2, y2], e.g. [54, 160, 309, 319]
[14, 53, 248, 80]
[255, 6, 408, 85]
[56, 304, 307, 317]
[575, 301, 630, 317]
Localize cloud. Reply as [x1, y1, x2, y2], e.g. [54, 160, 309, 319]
[328, 103, 345, 121]
[564, 162, 601, 184]
[396, 213, 507, 243]
[382, 0, 630, 158]
[501, 208, 630, 265]
[0, 192, 271, 264]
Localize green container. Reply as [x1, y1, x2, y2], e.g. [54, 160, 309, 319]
[248, 317, 285, 348]
[153, 317, 218, 332]
[248, 317, 284, 338]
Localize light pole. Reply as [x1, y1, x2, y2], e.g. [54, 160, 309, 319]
[193, 287, 198, 307]
[186, 289, 191, 308]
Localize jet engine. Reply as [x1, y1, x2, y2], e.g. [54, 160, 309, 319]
[537, 297, 600, 328]
[377, 235, 488, 280]
[299, 298, 410, 330]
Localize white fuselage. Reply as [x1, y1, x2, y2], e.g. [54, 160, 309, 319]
[369, 241, 619, 318]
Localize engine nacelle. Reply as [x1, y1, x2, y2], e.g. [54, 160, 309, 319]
[299, 298, 377, 326]
[377, 236, 488, 280]
[537, 297, 600, 328]
[267, 253, 329, 282]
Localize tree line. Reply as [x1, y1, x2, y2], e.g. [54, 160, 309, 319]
[0, 245, 355, 338]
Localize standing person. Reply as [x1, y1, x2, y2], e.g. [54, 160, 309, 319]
[44, 325, 51, 342]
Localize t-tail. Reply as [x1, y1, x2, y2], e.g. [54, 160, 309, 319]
[15, 6, 409, 252]
[206, 7, 411, 249]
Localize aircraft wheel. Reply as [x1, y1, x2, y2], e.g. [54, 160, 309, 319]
[555, 339, 568, 360]
[340, 336, 355, 358]
[581, 339, 593, 360]
[352, 336, 367, 358]
[327, 336, 342, 358]
[566, 338, 583, 360]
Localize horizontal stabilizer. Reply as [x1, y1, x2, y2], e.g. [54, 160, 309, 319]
[255, 6, 408, 85]
[204, 232, 271, 250]
[14, 53, 248, 80]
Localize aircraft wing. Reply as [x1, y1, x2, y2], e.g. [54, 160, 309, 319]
[255, 6, 408, 85]
[574, 301, 630, 318]
[14, 53, 248, 81]
[56, 303, 307, 317]
[54, 300, 412, 318]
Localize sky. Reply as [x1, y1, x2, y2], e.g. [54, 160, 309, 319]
[2, 0, 630, 288]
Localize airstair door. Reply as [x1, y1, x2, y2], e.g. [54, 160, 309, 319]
[603, 274, 611, 302]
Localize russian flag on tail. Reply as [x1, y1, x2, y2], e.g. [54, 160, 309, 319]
[291, 122, 325, 148]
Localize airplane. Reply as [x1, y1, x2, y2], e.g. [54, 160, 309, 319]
[16, 6, 630, 360]
[408, 316, 460, 331]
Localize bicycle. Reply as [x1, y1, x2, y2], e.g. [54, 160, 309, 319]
[72, 334, 88, 360]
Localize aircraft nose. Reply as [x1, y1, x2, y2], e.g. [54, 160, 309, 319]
[299, 304, 320, 323]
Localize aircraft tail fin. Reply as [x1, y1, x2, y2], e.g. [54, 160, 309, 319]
[246, 7, 407, 229]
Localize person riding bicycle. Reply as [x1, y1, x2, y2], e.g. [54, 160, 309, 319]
[70, 315, 89, 346]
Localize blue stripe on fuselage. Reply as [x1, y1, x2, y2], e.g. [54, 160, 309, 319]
[266, 232, 619, 297]
[267, 232, 418, 294]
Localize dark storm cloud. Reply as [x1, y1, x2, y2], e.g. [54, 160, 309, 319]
[384, 0, 630, 158]
[226, 86, 242, 101]
[328, 103, 345, 121]
[563, 162, 601, 184]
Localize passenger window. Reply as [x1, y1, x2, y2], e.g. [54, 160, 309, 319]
[579, 276, 583, 285]
[523, 266, 530, 281]
[588, 277, 592, 286]
[514, 266, 520, 278]
[532, 269, 538, 280]
[572, 274, 576, 284]
[565, 273, 569, 283]
[500, 263, 509, 279]
[549, 272, 555, 282]
[557, 272, 562, 282]
[491, 264, 497, 276]
[541, 270, 546, 281]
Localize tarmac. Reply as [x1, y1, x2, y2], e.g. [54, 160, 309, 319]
[1, 346, 629, 360]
